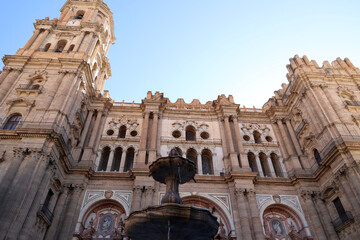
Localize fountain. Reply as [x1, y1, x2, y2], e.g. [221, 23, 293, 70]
[125, 149, 219, 240]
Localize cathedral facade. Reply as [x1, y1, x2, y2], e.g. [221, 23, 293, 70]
[0, 0, 360, 239]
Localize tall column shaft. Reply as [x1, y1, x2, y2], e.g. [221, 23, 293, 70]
[119, 152, 127, 172]
[271, 121, 289, 159]
[149, 113, 158, 149]
[248, 191, 264, 240]
[18, 162, 52, 240]
[57, 185, 83, 240]
[139, 113, 150, 149]
[235, 188, 252, 239]
[0, 68, 22, 103]
[0, 149, 24, 206]
[30, 29, 50, 50]
[285, 119, 302, 156]
[255, 155, 264, 177]
[197, 153, 203, 175]
[301, 192, 327, 240]
[23, 29, 41, 49]
[0, 151, 41, 237]
[313, 194, 339, 240]
[233, 118, 250, 169]
[87, 111, 102, 148]
[131, 186, 142, 211]
[0, 68, 10, 85]
[106, 148, 115, 171]
[224, 117, 235, 153]
[44, 187, 70, 240]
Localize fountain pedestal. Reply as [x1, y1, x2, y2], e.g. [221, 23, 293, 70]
[125, 150, 219, 240]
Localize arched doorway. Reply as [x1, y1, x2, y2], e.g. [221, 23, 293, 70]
[76, 200, 126, 240]
[182, 196, 232, 239]
[263, 204, 308, 240]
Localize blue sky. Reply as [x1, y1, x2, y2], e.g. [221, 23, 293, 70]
[1, 0, 360, 107]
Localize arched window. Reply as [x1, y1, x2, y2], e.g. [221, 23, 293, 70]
[259, 152, 270, 177]
[270, 153, 283, 177]
[247, 152, 258, 173]
[174, 147, 183, 157]
[55, 40, 67, 53]
[201, 149, 213, 175]
[185, 126, 196, 141]
[98, 146, 110, 171]
[124, 147, 135, 172]
[253, 131, 262, 143]
[44, 43, 51, 52]
[3, 114, 21, 130]
[314, 149, 322, 165]
[119, 125, 127, 138]
[186, 148, 198, 172]
[68, 44, 75, 52]
[75, 10, 85, 19]
[111, 147, 122, 171]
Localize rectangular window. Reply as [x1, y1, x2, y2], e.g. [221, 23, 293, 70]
[44, 189, 54, 208]
[333, 197, 347, 222]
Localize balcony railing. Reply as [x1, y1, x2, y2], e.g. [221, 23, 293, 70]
[37, 204, 54, 225]
[332, 211, 354, 232]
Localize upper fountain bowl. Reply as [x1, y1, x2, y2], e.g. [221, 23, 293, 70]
[149, 155, 196, 185]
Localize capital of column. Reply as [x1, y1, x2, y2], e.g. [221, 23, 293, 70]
[247, 189, 256, 198]
[234, 188, 246, 197]
[145, 186, 155, 196]
[133, 185, 143, 195]
[300, 190, 313, 201]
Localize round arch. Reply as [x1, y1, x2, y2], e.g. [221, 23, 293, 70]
[77, 199, 127, 239]
[182, 195, 234, 235]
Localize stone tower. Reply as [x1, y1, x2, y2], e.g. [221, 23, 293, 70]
[0, 0, 115, 239]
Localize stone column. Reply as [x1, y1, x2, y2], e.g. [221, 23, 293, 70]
[44, 186, 70, 240]
[285, 118, 303, 157]
[313, 193, 339, 240]
[59, 7, 71, 22]
[131, 186, 143, 211]
[247, 190, 265, 240]
[0, 67, 11, 85]
[235, 188, 252, 239]
[255, 155, 264, 177]
[0, 148, 25, 205]
[229, 186, 242, 240]
[218, 119, 230, 170]
[0, 150, 42, 237]
[23, 29, 41, 49]
[277, 119, 295, 157]
[271, 121, 289, 159]
[266, 156, 277, 177]
[78, 32, 94, 53]
[336, 171, 360, 213]
[57, 184, 84, 240]
[30, 29, 50, 50]
[106, 148, 115, 171]
[233, 117, 250, 169]
[156, 114, 163, 157]
[119, 152, 127, 172]
[79, 110, 94, 146]
[74, 32, 86, 51]
[87, 110, 102, 148]
[224, 117, 235, 153]
[300, 191, 327, 240]
[149, 112, 159, 162]
[137, 112, 150, 167]
[93, 113, 107, 151]
[145, 186, 155, 208]
[346, 166, 360, 201]
[14, 156, 52, 240]
[197, 152, 203, 175]
[0, 67, 22, 103]
[224, 116, 239, 170]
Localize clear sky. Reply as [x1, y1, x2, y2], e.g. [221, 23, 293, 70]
[1, 0, 360, 107]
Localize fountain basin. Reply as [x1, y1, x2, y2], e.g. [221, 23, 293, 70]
[125, 204, 219, 240]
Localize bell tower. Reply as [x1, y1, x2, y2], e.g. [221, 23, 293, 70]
[0, 1, 115, 239]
